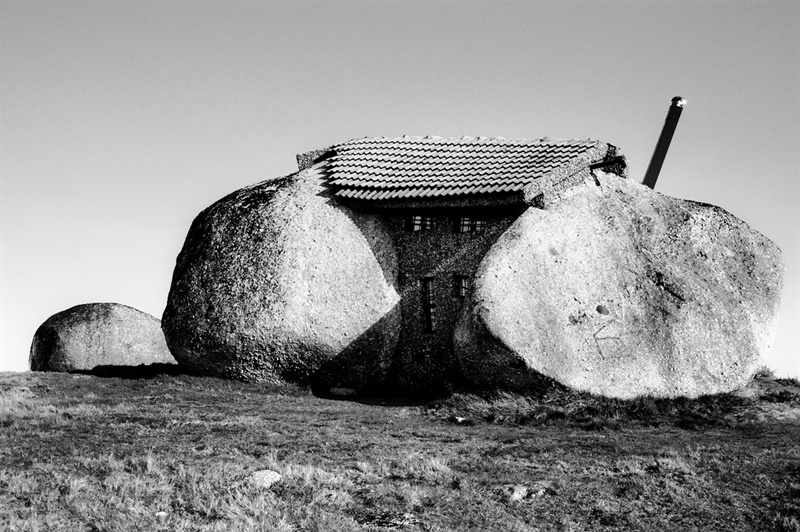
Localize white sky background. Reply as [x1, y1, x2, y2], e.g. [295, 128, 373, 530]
[1, 1, 798, 378]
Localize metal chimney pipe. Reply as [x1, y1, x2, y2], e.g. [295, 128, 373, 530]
[642, 96, 686, 189]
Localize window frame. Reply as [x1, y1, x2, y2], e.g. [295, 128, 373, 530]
[420, 277, 436, 332]
[453, 274, 470, 298]
[407, 215, 434, 232]
[456, 216, 487, 233]
[473, 219, 488, 232]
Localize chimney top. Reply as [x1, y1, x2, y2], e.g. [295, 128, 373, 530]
[672, 96, 687, 108]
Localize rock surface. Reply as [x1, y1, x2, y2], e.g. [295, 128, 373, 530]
[247, 470, 282, 489]
[455, 172, 783, 399]
[162, 166, 400, 387]
[30, 303, 176, 372]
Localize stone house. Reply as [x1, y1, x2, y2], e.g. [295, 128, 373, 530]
[163, 132, 779, 398]
[297, 135, 627, 390]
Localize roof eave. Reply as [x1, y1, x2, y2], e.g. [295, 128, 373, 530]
[333, 191, 526, 210]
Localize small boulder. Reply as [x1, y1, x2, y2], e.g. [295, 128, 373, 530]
[455, 172, 783, 399]
[507, 484, 529, 502]
[328, 387, 358, 397]
[162, 166, 400, 386]
[30, 303, 176, 372]
[247, 470, 282, 489]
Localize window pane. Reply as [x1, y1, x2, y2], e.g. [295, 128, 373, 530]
[459, 217, 472, 233]
[454, 275, 469, 297]
[420, 278, 432, 296]
[408, 215, 422, 232]
[409, 215, 435, 232]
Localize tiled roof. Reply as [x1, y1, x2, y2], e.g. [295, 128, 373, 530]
[323, 136, 609, 201]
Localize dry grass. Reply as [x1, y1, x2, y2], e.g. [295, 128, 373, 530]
[1, 370, 798, 531]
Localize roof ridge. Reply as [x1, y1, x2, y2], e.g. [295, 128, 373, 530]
[336, 135, 598, 146]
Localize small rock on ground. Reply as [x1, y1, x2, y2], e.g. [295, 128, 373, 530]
[247, 470, 282, 489]
[329, 387, 358, 397]
[506, 481, 556, 502]
[508, 484, 528, 502]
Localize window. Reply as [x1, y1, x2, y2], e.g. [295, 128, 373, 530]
[407, 215, 434, 232]
[420, 278, 436, 332]
[453, 275, 470, 298]
[457, 217, 487, 233]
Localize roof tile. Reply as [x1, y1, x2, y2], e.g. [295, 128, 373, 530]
[324, 136, 607, 201]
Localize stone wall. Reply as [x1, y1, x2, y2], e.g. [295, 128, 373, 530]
[523, 146, 626, 209]
[378, 205, 524, 392]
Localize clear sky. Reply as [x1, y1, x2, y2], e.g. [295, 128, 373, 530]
[2, 1, 798, 378]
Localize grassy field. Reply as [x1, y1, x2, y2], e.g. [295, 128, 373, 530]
[1, 370, 799, 531]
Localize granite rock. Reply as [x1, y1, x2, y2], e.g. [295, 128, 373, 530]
[455, 172, 783, 398]
[162, 166, 400, 387]
[247, 470, 282, 489]
[30, 303, 176, 372]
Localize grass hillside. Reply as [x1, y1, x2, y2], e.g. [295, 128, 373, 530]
[1, 370, 799, 531]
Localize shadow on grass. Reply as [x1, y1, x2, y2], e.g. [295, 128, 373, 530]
[71, 363, 189, 380]
[312, 386, 449, 407]
[426, 383, 760, 431]
[310, 374, 771, 428]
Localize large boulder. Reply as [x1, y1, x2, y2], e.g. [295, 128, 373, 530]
[162, 166, 400, 387]
[455, 172, 783, 399]
[30, 303, 176, 372]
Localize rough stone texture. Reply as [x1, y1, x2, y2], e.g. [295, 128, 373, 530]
[162, 166, 400, 388]
[247, 470, 282, 489]
[296, 148, 331, 171]
[455, 171, 783, 399]
[379, 206, 523, 393]
[30, 303, 176, 372]
[523, 146, 627, 209]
